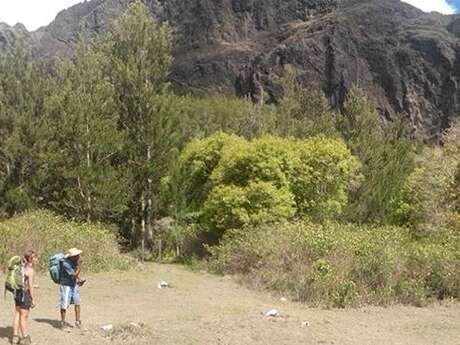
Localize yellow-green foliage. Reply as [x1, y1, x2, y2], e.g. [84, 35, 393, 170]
[275, 65, 339, 139]
[203, 181, 296, 234]
[181, 95, 278, 140]
[290, 136, 361, 219]
[0, 210, 132, 272]
[171, 133, 360, 237]
[398, 121, 460, 236]
[211, 136, 295, 188]
[209, 221, 460, 307]
[175, 132, 245, 211]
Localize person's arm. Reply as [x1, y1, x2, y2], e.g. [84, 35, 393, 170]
[62, 260, 76, 277]
[75, 265, 81, 280]
[28, 268, 36, 307]
[75, 257, 83, 283]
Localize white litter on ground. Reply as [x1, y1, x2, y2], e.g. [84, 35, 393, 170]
[265, 309, 280, 317]
[157, 281, 169, 289]
[101, 324, 113, 332]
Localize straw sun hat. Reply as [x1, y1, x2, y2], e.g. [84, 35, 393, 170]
[65, 248, 83, 258]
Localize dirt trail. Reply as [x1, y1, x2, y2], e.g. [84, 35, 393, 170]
[0, 264, 459, 345]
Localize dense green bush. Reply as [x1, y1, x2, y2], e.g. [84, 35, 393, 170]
[0, 210, 132, 272]
[202, 181, 295, 235]
[211, 136, 294, 189]
[396, 121, 460, 236]
[209, 221, 460, 307]
[172, 132, 245, 212]
[169, 133, 360, 239]
[289, 136, 361, 220]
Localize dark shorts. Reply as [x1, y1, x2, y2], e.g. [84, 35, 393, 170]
[14, 289, 33, 310]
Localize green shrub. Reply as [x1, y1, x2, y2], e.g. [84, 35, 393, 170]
[169, 133, 361, 241]
[0, 210, 132, 272]
[209, 221, 459, 307]
[172, 132, 244, 211]
[211, 136, 294, 188]
[289, 136, 361, 220]
[202, 181, 296, 235]
[398, 120, 460, 235]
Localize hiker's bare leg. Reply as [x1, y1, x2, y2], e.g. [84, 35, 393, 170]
[60, 309, 67, 322]
[13, 306, 21, 337]
[75, 305, 81, 322]
[19, 309, 29, 337]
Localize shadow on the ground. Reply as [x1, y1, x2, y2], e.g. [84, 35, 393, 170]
[34, 318, 62, 329]
[0, 326, 13, 341]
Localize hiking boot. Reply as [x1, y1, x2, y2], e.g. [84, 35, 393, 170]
[60, 321, 72, 332]
[18, 335, 31, 345]
[75, 320, 88, 332]
[10, 335, 20, 345]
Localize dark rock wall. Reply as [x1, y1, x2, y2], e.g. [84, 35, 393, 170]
[0, 0, 459, 139]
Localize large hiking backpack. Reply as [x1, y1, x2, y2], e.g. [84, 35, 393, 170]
[49, 253, 65, 284]
[5, 256, 25, 295]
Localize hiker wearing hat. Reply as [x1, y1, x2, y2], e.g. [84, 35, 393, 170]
[59, 248, 84, 330]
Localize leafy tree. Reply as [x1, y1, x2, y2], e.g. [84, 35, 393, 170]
[400, 120, 460, 236]
[169, 132, 244, 215]
[100, 1, 180, 249]
[289, 136, 361, 220]
[41, 43, 131, 223]
[202, 181, 295, 237]
[211, 136, 295, 189]
[180, 95, 277, 140]
[212, 135, 359, 222]
[0, 48, 49, 216]
[338, 88, 415, 223]
[275, 65, 339, 139]
[170, 133, 360, 238]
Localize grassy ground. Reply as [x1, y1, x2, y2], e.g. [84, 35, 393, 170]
[0, 263, 459, 345]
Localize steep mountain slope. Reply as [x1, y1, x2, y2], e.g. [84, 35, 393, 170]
[1, 0, 459, 138]
[0, 22, 34, 53]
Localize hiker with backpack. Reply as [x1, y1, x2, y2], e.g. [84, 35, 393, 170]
[8, 250, 38, 345]
[58, 248, 85, 330]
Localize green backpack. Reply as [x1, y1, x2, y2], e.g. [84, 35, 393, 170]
[4, 256, 25, 296]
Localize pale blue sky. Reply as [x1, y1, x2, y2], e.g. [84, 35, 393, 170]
[403, 0, 459, 13]
[0, 0, 458, 32]
[0, 0, 82, 31]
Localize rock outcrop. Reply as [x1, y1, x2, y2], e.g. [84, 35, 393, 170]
[1, 0, 459, 139]
[0, 23, 34, 53]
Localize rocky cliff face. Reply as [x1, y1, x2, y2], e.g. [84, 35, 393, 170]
[1, 0, 459, 139]
[0, 22, 34, 53]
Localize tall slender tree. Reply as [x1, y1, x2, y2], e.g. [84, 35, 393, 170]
[100, 1, 182, 250]
[276, 65, 339, 139]
[41, 43, 131, 223]
[0, 48, 49, 215]
[338, 88, 414, 222]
